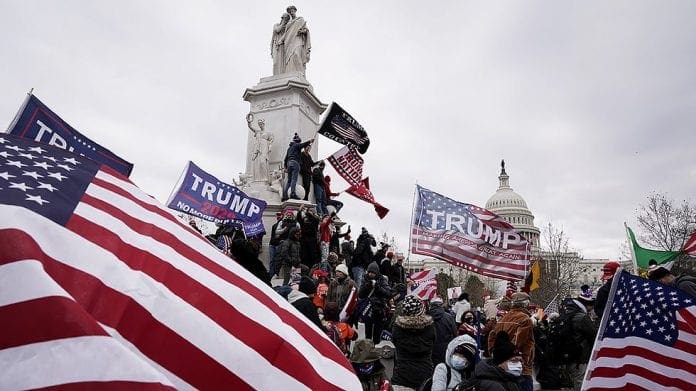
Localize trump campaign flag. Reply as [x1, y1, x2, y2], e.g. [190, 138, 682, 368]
[411, 185, 530, 281]
[317, 103, 370, 154]
[0, 134, 359, 390]
[345, 177, 389, 219]
[6, 94, 133, 177]
[582, 270, 696, 390]
[407, 269, 438, 300]
[166, 161, 267, 236]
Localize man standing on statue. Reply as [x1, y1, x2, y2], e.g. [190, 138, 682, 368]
[282, 133, 313, 201]
[282, 5, 311, 75]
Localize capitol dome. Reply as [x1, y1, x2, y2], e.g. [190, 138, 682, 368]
[485, 160, 540, 248]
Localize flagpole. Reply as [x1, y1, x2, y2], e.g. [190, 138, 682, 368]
[624, 222, 639, 274]
[408, 181, 419, 273]
[5, 88, 33, 133]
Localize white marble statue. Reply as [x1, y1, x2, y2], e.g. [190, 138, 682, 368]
[271, 13, 290, 75]
[247, 114, 274, 182]
[281, 5, 310, 75]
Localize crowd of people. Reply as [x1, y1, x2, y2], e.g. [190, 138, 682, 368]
[194, 201, 696, 391]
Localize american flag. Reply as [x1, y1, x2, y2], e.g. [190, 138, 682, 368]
[582, 270, 696, 391]
[407, 269, 438, 300]
[411, 185, 530, 281]
[0, 134, 359, 390]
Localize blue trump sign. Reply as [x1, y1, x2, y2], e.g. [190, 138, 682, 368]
[7, 94, 134, 177]
[167, 161, 267, 236]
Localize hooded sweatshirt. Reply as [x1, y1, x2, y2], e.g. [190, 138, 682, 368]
[473, 359, 520, 391]
[288, 289, 323, 329]
[432, 334, 477, 391]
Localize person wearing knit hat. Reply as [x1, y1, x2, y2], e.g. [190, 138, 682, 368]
[473, 331, 523, 391]
[391, 295, 436, 389]
[327, 263, 356, 310]
[488, 292, 534, 391]
[282, 133, 313, 201]
[431, 334, 478, 391]
[358, 261, 391, 344]
[648, 264, 696, 297]
[429, 291, 456, 366]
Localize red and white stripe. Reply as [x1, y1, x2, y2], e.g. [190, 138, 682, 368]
[339, 287, 357, 322]
[683, 232, 696, 257]
[582, 307, 696, 391]
[0, 169, 359, 390]
[411, 227, 529, 281]
[408, 269, 438, 300]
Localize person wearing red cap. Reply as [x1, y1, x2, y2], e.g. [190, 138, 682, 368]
[594, 261, 620, 319]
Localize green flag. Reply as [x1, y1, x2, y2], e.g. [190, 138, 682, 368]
[625, 225, 680, 269]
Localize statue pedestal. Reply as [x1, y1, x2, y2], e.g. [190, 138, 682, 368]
[242, 72, 327, 268]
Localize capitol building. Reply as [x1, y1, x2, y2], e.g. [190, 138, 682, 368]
[407, 161, 620, 292]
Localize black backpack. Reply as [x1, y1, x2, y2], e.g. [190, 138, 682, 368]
[547, 311, 581, 364]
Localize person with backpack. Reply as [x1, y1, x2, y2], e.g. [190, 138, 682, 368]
[549, 298, 597, 390]
[472, 331, 522, 391]
[431, 334, 478, 391]
[359, 262, 392, 344]
[391, 295, 436, 390]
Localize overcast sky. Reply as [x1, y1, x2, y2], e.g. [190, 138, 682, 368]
[2, 1, 695, 261]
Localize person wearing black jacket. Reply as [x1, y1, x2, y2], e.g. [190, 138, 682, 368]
[299, 144, 314, 201]
[268, 212, 283, 278]
[296, 206, 321, 268]
[358, 262, 391, 344]
[594, 261, 619, 319]
[276, 227, 302, 285]
[353, 228, 376, 289]
[428, 296, 457, 366]
[288, 276, 322, 329]
[229, 239, 271, 286]
[391, 295, 436, 389]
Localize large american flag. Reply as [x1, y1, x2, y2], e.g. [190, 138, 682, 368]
[582, 270, 696, 391]
[0, 134, 359, 390]
[411, 185, 530, 281]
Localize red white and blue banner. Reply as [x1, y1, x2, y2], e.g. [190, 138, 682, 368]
[327, 146, 363, 187]
[411, 185, 530, 281]
[166, 161, 266, 236]
[408, 269, 438, 300]
[6, 94, 133, 177]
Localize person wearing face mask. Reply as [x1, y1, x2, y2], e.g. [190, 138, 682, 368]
[431, 334, 478, 391]
[473, 331, 521, 391]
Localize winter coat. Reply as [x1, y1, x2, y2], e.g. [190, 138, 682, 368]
[288, 289, 323, 329]
[300, 150, 314, 177]
[389, 263, 406, 285]
[487, 308, 535, 376]
[473, 359, 520, 391]
[276, 228, 301, 267]
[354, 233, 376, 268]
[327, 276, 356, 309]
[341, 241, 355, 266]
[594, 278, 612, 319]
[358, 269, 391, 315]
[565, 299, 598, 363]
[391, 313, 436, 388]
[284, 140, 312, 165]
[429, 303, 458, 365]
[673, 274, 696, 297]
[432, 334, 477, 391]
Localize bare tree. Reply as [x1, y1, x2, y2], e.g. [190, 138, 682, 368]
[530, 222, 585, 309]
[635, 192, 696, 274]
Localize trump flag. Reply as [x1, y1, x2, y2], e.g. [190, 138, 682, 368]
[7, 94, 133, 177]
[411, 185, 530, 281]
[0, 134, 358, 390]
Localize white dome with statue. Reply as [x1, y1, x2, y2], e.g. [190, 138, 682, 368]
[485, 160, 540, 248]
